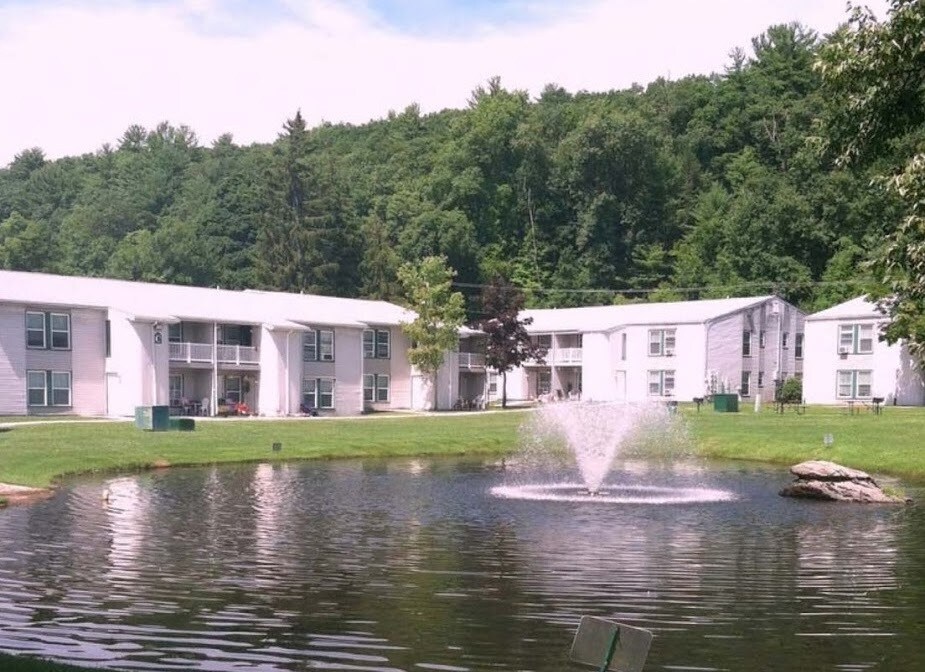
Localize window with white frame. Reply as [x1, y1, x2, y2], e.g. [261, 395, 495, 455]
[782, 332, 789, 348]
[26, 312, 46, 348]
[742, 330, 752, 357]
[759, 331, 766, 348]
[375, 374, 389, 402]
[795, 333, 804, 359]
[837, 370, 872, 399]
[319, 330, 334, 361]
[648, 329, 676, 356]
[303, 377, 335, 409]
[224, 376, 242, 403]
[364, 329, 390, 359]
[488, 372, 498, 394]
[50, 371, 71, 406]
[169, 374, 184, 406]
[758, 371, 764, 389]
[26, 370, 71, 407]
[26, 311, 70, 350]
[741, 371, 751, 397]
[303, 330, 317, 361]
[647, 370, 675, 396]
[363, 374, 390, 403]
[49, 314, 70, 349]
[27, 370, 47, 406]
[838, 324, 874, 354]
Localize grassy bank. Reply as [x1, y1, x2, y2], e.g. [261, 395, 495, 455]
[2, 405, 925, 490]
[0, 413, 526, 488]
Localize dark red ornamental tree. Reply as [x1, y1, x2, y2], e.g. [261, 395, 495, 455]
[478, 277, 546, 408]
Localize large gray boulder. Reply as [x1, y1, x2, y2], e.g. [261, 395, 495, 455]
[780, 460, 909, 504]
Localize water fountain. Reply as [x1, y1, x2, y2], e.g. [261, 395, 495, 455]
[491, 401, 736, 504]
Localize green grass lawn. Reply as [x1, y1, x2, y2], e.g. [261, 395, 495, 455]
[2, 405, 925, 491]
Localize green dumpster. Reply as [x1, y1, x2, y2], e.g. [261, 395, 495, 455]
[134, 405, 171, 431]
[713, 393, 739, 413]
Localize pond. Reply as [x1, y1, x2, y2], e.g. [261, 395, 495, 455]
[0, 458, 923, 671]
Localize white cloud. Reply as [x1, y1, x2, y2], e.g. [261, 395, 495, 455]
[0, 0, 887, 166]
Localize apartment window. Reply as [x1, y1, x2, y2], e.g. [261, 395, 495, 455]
[795, 333, 804, 359]
[838, 324, 874, 355]
[782, 332, 789, 349]
[224, 376, 242, 404]
[375, 374, 390, 402]
[303, 330, 318, 361]
[303, 377, 335, 409]
[319, 330, 334, 361]
[759, 331, 766, 348]
[26, 312, 46, 348]
[742, 330, 752, 357]
[363, 374, 389, 403]
[758, 371, 764, 389]
[168, 323, 183, 343]
[105, 320, 111, 357]
[537, 370, 551, 396]
[621, 333, 627, 361]
[488, 372, 498, 395]
[27, 370, 47, 406]
[27, 370, 71, 407]
[648, 370, 675, 396]
[26, 311, 71, 350]
[837, 370, 873, 399]
[741, 371, 751, 397]
[169, 374, 184, 406]
[648, 329, 676, 356]
[364, 329, 390, 359]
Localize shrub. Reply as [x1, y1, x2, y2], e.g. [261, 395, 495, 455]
[778, 377, 803, 403]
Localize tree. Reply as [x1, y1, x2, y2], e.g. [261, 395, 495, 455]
[397, 256, 466, 410]
[478, 277, 546, 408]
[816, 0, 925, 358]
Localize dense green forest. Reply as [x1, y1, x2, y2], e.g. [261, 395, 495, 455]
[0, 21, 915, 314]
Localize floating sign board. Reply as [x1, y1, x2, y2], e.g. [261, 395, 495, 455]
[568, 616, 653, 672]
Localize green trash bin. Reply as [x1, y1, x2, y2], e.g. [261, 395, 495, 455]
[713, 393, 739, 413]
[135, 405, 171, 431]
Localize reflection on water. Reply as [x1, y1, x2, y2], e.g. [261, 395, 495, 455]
[0, 459, 923, 671]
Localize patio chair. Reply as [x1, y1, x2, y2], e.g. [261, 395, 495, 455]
[200, 397, 210, 417]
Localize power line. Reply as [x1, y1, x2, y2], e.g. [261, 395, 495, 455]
[452, 278, 874, 295]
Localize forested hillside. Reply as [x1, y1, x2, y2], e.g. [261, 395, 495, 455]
[0, 22, 912, 313]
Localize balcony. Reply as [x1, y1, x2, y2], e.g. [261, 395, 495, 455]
[554, 348, 583, 365]
[169, 342, 259, 365]
[458, 352, 486, 369]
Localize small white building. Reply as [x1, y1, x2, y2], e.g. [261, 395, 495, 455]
[501, 296, 805, 404]
[803, 296, 925, 406]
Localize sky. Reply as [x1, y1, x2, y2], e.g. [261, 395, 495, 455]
[0, 0, 889, 167]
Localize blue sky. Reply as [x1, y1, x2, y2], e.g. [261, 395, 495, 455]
[0, 0, 888, 165]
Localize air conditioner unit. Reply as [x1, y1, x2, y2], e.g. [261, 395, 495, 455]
[838, 347, 849, 356]
[664, 348, 674, 357]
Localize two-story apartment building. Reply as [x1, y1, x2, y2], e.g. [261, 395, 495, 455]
[803, 296, 925, 406]
[0, 271, 414, 417]
[500, 296, 806, 404]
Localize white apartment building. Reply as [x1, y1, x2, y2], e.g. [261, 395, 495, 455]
[500, 296, 806, 404]
[0, 271, 415, 417]
[803, 296, 925, 406]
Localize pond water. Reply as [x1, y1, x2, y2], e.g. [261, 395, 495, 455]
[0, 458, 923, 672]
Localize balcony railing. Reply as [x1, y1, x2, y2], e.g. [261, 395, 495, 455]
[458, 352, 486, 369]
[169, 342, 259, 365]
[554, 347, 583, 365]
